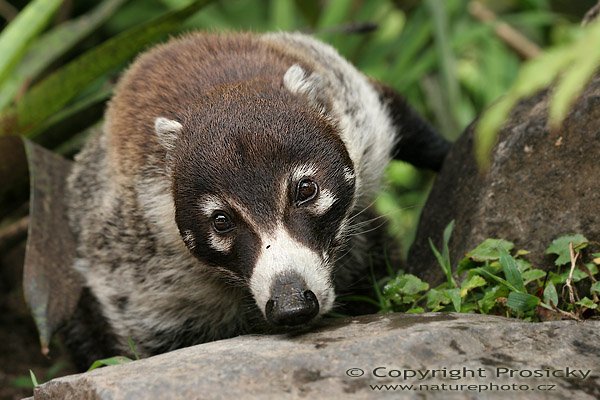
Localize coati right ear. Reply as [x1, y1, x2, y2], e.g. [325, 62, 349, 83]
[154, 117, 183, 151]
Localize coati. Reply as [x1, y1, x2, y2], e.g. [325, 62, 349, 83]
[64, 32, 450, 370]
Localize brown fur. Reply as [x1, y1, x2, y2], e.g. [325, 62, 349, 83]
[106, 33, 319, 179]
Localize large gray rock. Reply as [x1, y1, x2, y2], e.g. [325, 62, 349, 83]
[33, 313, 600, 399]
[408, 74, 600, 285]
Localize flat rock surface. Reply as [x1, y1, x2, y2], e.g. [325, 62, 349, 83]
[34, 313, 600, 399]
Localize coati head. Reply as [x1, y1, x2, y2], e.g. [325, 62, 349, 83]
[154, 65, 356, 328]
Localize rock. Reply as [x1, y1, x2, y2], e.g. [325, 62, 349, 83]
[407, 74, 600, 285]
[34, 313, 600, 399]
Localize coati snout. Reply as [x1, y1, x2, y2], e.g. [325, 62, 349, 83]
[266, 272, 320, 326]
[64, 31, 450, 370]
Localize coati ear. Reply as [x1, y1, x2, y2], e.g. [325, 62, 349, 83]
[283, 64, 331, 113]
[154, 117, 182, 151]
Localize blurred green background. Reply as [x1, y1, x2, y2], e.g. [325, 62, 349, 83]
[0, 0, 595, 258]
[0, 1, 598, 395]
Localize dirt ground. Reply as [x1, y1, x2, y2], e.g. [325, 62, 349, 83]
[0, 243, 76, 400]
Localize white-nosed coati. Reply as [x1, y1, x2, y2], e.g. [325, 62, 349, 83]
[64, 32, 450, 370]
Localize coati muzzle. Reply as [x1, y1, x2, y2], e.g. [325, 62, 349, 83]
[265, 272, 320, 326]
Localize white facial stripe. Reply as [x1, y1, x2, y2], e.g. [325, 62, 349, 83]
[250, 226, 335, 316]
[208, 232, 233, 253]
[343, 167, 355, 183]
[292, 164, 317, 182]
[312, 188, 336, 214]
[198, 195, 226, 218]
[182, 229, 196, 250]
[199, 196, 257, 226]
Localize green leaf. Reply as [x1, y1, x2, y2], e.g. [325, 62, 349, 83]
[473, 34, 581, 170]
[456, 257, 479, 274]
[498, 247, 525, 293]
[522, 269, 547, 285]
[442, 219, 454, 261]
[591, 282, 600, 295]
[388, 6, 432, 81]
[474, 94, 516, 169]
[473, 267, 520, 293]
[543, 282, 558, 306]
[128, 336, 140, 360]
[384, 274, 429, 296]
[88, 356, 134, 371]
[29, 369, 39, 387]
[507, 292, 540, 313]
[460, 275, 487, 297]
[545, 234, 589, 266]
[0, 0, 63, 88]
[428, 220, 457, 287]
[478, 285, 507, 314]
[549, 268, 590, 285]
[426, 288, 452, 311]
[447, 288, 461, 312]
[515, 258, 532, 273]
[0, 0, 214, 136]
[575, 297, 598, 310]
[406, 307, 425, 314]
[549, 19, 600, 129]
[29, 84, 112, 146]
[0, 0, 127, 111]
[466, 239, 514, 262]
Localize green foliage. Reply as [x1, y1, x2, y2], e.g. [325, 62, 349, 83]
[382, 221, 600, 321]
[0, 0, 214, 137]
[466, 239, 514, 262]
[545, 233, 589, 265]
[11, 361, 69, 389]
[87, 356, 134, 371]
[0, 0, 63, 88]
[0, 0, 128, 110]
[428, 219, 457, 287]
[128, 336, 140, 360]
[475, 17, 600, 169]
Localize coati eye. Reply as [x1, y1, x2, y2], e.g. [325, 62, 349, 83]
[212, 212, 234, 233]
[295, 179, 319, 205]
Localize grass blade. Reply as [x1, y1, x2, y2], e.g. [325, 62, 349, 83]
[424, 0, 463, 137]
[0, 0, 63, 88]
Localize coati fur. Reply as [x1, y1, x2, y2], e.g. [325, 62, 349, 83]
[64, 32, 450, 370]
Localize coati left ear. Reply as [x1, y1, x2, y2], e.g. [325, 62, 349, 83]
[283, 64, 331, 113]
[154, 117, 182, 151]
